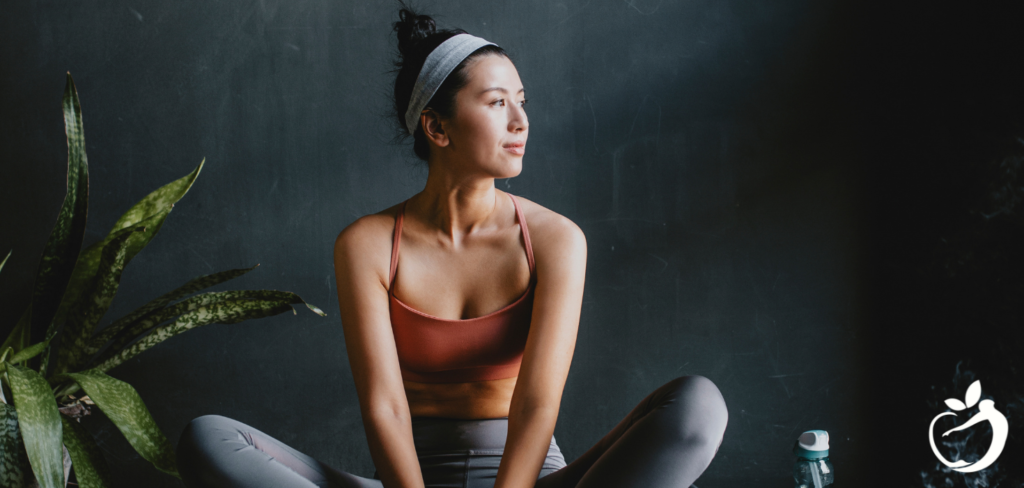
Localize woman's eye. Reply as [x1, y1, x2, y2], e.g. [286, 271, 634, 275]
[519, 99, 529, 108]
[492, 99, 505, 107]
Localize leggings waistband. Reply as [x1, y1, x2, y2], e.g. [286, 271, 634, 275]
[411, 417, 559, 454]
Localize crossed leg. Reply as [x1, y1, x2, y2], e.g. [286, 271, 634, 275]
[177, 414, 381, 488]
[177, 375, 727, 488]
[537, 375, 728, 488]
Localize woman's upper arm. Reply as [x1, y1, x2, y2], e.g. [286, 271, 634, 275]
[494, 212, 587, 488]
[514, 213, 588, 410]
[334, 216, 425, 488]
[332, 216, 408, 417]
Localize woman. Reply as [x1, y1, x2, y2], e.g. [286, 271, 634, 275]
[177, 8, 728, 488]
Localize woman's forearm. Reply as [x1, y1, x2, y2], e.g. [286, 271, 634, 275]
[363, 408, 426, 488]
[493, 404, 560, 488]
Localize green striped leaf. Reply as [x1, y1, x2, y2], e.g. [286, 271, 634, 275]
[61, 415, 114, 488]
[9, 341, 49, 365]
[0, 250, 10, 275]
[90, 289, 324, 363]
[88, 265, 260, 351]
[4, 363, 64, 488]
[53, 227, 142, 375]
[94, 299, 295, 374]
[64, 370, 177, 477]
[0, 402, 33, 487]
[47, 210, 169, 365]
[1, 308, 31, 365]
[48, 159, 203, 363]
[90, 292, 240, 366]
[111, 158, 204, 232]
[33, 73, 90, 365]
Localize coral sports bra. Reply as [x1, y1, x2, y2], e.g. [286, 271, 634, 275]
[388, 193, 535, 384]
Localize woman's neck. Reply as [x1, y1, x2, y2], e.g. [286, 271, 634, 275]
[412, 172, 501, 243]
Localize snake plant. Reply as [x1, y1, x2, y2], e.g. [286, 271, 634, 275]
[0, 73, 325, 488]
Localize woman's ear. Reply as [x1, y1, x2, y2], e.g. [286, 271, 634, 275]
[421, 109, 450, 148]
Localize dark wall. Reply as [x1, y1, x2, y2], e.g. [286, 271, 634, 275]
[861, 2, 1024, 487]
[2, 0, 1021, 486]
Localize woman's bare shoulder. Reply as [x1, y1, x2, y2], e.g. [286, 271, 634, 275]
[510, 193, 587, 256]
[333, 203, 403, 274]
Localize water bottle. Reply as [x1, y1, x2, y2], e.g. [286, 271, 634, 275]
[793, 429, 834, 488]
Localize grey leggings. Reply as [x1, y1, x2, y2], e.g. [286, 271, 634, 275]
[176, 375, 728, 488]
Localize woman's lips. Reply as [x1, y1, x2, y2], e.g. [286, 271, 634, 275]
[503, 142, 525, 156]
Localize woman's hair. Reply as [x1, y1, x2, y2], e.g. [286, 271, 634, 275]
[392, 7, 508, 161]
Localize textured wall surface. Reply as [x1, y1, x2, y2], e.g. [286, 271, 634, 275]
[2, 0, 1021, 486]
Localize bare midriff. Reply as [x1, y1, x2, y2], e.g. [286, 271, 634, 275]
[405, 376, 517, 419]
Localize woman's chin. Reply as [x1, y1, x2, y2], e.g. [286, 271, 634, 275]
[497, 163, 523, 179]
[483, 157, 522, 179]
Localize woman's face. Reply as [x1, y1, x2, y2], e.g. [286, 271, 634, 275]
[434, 54, 528, 178]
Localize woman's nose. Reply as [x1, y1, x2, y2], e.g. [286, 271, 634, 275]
[509, 105, 528, 132]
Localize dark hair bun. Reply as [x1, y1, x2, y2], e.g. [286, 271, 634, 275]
[394, 8, 436, 58]
[390, 6, 508, 161]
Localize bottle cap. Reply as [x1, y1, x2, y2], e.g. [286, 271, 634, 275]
[792, 430, 829, 460]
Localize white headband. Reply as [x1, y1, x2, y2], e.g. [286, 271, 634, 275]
[404, 33, 497, 135]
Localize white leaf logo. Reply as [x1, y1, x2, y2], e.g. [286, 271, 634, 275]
[929, 377, 1008, 473]
[965, 380, 981, 408]
[945, 398, 967, 411]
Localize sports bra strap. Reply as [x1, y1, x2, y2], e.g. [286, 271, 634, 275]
[388, 193, 535, 293]
[388, 200, 407, 293]
[509, 194, 536, 277]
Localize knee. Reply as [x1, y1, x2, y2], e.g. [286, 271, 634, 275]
[662, 375, 729, 450]
[182, 414, 232, 435]
[176, 415, 234, 486]
[178, 415, 233, 456]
